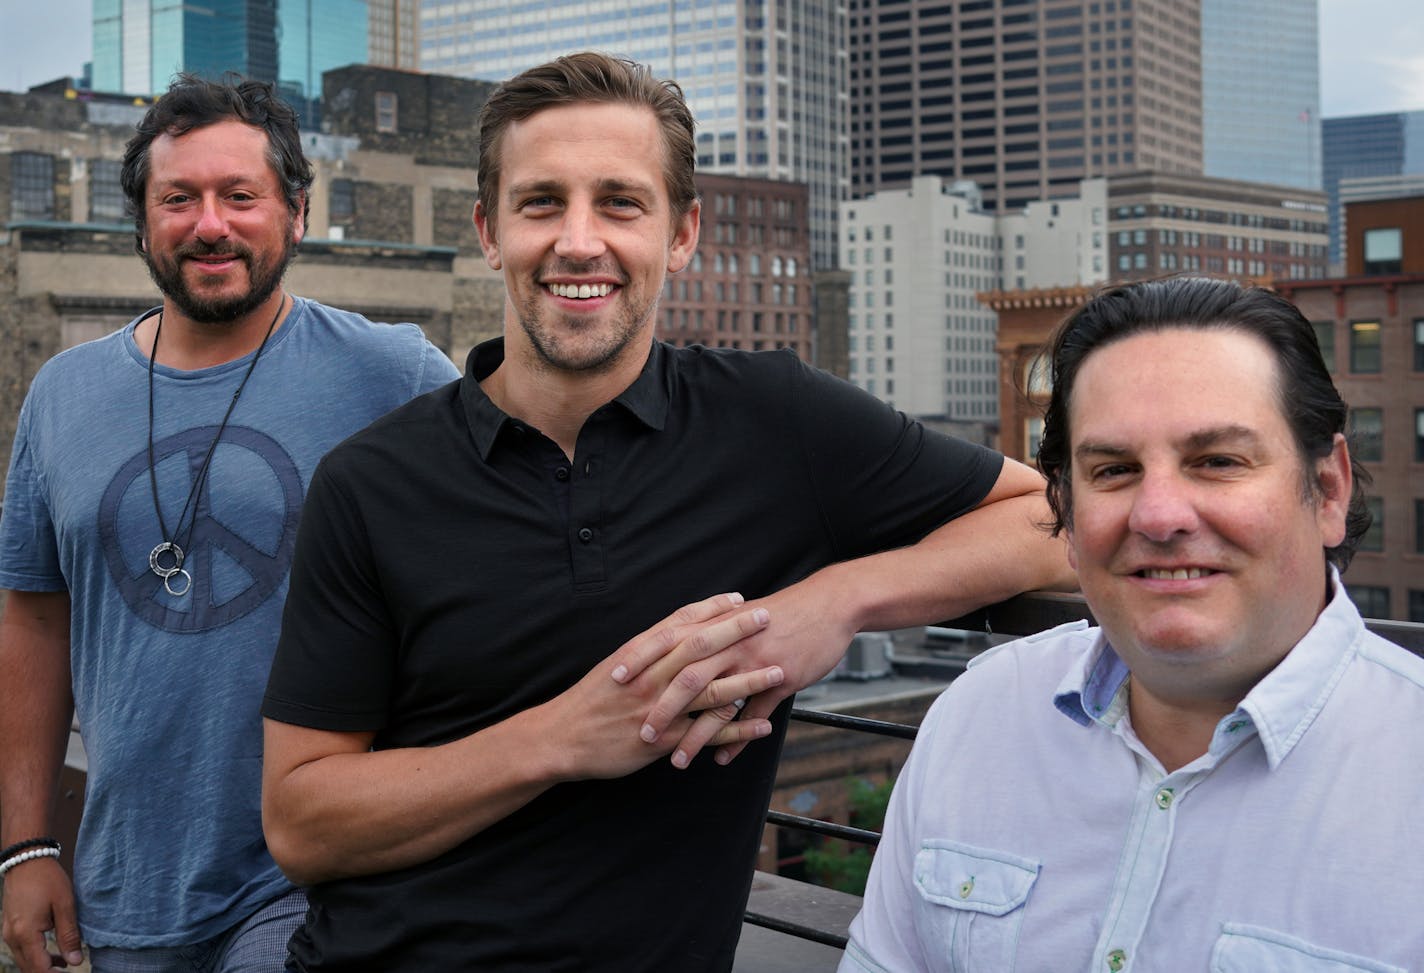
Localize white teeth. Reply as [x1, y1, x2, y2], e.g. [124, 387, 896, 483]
[1142, 568, 1208, 580]
[548, 282, 612, 299]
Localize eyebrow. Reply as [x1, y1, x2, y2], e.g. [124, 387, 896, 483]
[1074, 424, 1264, 461]
[504, 177, 657, 200]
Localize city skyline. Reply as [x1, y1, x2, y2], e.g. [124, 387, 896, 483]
[1, 0, 1421, 118]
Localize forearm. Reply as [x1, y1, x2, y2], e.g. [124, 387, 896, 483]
[262, 703, 566, 885]
[0, 591, 73, 846]
[816, 491, 1074, 635]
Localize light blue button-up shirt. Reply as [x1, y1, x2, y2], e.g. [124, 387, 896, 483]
[843, 575, 1424, 972]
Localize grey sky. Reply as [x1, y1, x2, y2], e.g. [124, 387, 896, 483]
[1, 0, 1420, 117]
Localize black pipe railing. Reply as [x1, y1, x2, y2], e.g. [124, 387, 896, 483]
[743, 591, 1424, 957]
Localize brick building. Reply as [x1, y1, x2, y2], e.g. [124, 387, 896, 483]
[658, 172, 816, 362]
[1106, 170, 1329, 281]
[1275, 194, 1424, 621]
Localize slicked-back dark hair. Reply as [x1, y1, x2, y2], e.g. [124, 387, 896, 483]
[121, 73, 313, 253]
[476, 51, 698, 236]
[1036, 276, 1371, 571]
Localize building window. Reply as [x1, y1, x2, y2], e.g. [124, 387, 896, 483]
[88, 158, 125, 223]
[1363, 227, 1402, 275]
[1312, 321, 1335, 372]
[329, 178, 355, 224]
[1409, 590, 1424, 623]
[11, 152, 55, 220]
[1025, 416, 1044, 460]
[1361, 496, 1384, 552]
[1346, 584, 1390, 619]
[1415, 499, 1424, 553]
[1351, 408, 1383, 462]
[375, 91, 398, 133]
[1415, 320, 1424, 371]
[1349, 321, 1381, 373]
[1417, 409, 1424, 462]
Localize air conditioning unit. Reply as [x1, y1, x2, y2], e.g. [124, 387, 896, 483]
[837, 632, 893, 681]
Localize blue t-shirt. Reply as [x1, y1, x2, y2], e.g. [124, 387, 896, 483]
[0, 297, 459, 947]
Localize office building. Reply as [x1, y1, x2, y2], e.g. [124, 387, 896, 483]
[1322, 111, 1424, 266]
[1106, 170, 1328, 281]
[1200, 0, 1319, 190]
[658, 173, 814, 361]
[848, 0, 1203, 212]
[1275, 194, 1424, 621]
[840, 175, 1105, 423]
[90, 0, 403, 126]
[419, 0, 849, 270]
[92, 0, 279, 95]
[276, 0, 370, 123]
[368, 0, 421, 69]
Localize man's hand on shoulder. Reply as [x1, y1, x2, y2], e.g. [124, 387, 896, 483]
[1, 857, 84, 973]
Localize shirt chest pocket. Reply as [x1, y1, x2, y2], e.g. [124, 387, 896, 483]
[912, 840, 1040, 973]
[1210, 924, 1407, 973]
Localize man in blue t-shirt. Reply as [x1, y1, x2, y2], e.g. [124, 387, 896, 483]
[0, 76, 458, 972]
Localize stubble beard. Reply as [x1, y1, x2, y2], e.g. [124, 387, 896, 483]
[143, 226, 295, 325]
[516, 264, 650, 375]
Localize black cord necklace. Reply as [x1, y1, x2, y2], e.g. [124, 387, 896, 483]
[146, 294, 286, 597]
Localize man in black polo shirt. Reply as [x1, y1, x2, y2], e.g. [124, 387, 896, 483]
[260, 52, 1072, 971]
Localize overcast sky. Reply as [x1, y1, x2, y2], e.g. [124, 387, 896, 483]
[1, 0, 1420, 117]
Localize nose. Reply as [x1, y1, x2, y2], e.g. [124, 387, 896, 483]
[554, 201, 606, 262]
[1127, 467, 1200, 543]
[194, 195, 230, 243]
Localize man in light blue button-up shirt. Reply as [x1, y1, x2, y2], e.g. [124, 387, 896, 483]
[845, 277, 1424, 973]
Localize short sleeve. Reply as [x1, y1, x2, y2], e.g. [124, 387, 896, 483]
[786, 358, 1004, 559]
[262, 458, 397, 731]
[0, 394, 66, 592]
[413, 335, 461, 394]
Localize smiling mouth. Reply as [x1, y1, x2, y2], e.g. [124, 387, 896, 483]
[546, 282, 613, 300]
[1138, 568, 1216, 580]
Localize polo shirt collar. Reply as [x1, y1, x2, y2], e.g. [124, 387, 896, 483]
[459, 337, 671, 460]
[1053, 567, 1363, 769]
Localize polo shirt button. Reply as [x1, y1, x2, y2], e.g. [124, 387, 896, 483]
[1107, 948, 1127, 971]
[1154, 787, 1174, 810]
[577, 527, 594, 543]
[555, 467, 570, 481]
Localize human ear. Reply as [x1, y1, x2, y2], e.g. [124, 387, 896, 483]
[473, 200, 501, 270]
[1313, 433, 1352, 547]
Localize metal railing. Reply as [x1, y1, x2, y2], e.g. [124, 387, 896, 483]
[742, 591, 1424, 955]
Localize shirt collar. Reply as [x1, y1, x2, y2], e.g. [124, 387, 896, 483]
[458, 337, 671, 460]
[1052, 567, 1365, 768]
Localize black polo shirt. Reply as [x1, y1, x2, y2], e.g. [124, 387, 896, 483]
[264, 338, 1003, 972]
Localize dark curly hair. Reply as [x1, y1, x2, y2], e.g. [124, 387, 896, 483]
[121, 73, 313, 254]
[1036, 276, 1371, 571]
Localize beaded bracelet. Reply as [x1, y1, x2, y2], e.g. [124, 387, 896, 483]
[0, 837, 59, 861]
[0, 845, 62, 878]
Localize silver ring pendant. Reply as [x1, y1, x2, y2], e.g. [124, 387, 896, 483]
[150, 541, 184, 578]
[164, 568, 193, 597]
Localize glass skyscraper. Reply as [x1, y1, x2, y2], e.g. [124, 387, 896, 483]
[1322, 111, 1424, 265]
[1201, 0, 1320, 190]
[93, 0, 280, 96]
[419, 0, 849, 270]
[278, 0, 369, 125]
[91, 0, 375, 127]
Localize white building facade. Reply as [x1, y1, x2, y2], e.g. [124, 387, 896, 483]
[841, 175, 1106, 422]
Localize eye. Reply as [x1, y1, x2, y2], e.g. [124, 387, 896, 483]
[1089, 462, 1136, 483]
[519, 195, 558, 212]
[162, 193, 193, 206]
[1198, 454, 1245, 472]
